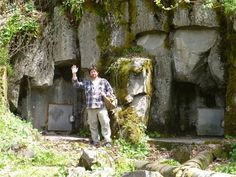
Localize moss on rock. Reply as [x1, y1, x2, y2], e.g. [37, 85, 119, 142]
[225, 31, 236, 135]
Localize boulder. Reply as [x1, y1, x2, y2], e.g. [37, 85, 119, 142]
[131, 0, 157, 35]
[137, 33, 167, 56]
[172, 29, 218, 87]
[79, 148, 115, 170]
[173, 4, 219, 28]
[191, 4, 219, 27]
[52, 7, 78, 65]
[137, 33, 173, 129]
[130, 95, 151, 123]
[8, 29, 54, 109]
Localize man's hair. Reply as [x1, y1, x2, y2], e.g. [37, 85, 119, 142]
[88, 65, 98, 73]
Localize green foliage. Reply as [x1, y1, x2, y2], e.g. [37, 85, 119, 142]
[62, 0, 85, 22]
[160, 159, 180, 166]
[115, 107, 147, 144]
[203, 0, 236, 14]
[115, 138, 150, 159]
[0, 1, 42, 74]
[0, 2, 41, 47]
[78, 128, 91, 138]
[214, 162, 236, 174]
[96, 21, 111, 52]
[213, 143, 236, 174]
[230, 143, 236, 162]
[0, 102, 69, 175]
[223, 0, 236, 14]
[154, 0, 236, 14]
[147, 131, 161, 138]
[0, 47, 9, 65]
[106, 50, 152, 103]
[0, 0, 8, 14]
[115, 157, 135, 177]
[113, 138, 149, 176]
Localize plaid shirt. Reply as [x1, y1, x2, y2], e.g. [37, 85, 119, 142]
[72, 78, 114, 109]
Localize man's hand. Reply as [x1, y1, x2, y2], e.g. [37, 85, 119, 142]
[100, 91, 106, 97]
[71, 65, 78, 80]
[71, 65, 78, 74]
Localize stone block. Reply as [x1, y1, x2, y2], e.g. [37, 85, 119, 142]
[197, 108, 224, 136]
[48, 104, 73, 131]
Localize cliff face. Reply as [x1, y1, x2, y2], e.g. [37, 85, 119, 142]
[6, 0, 236, 136]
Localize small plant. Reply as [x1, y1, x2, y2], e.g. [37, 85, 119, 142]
[78, 128, 91, 138]
[113, 138, 150, 176]
[114, 107, 147, 144]
[0, 1, 43, 75]
[214, 163, 236, 175]
[147, 131, 161, 138]
[114, 138, 150, 160]
[160, 159, 180, 166]
[115, 157, 135, 177]
[62, 0, 85, 22]
[230, 143, 236, 162]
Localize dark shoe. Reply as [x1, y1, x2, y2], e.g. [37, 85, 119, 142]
[91, 141, 100, 147]
[103, 142, 112, 148]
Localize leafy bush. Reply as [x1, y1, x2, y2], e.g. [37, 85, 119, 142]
[113, 138, 150, 176]
[115, 107, 147, 144]
[62, 0, 85, 22]
[230, 143, 236, 162]
[114, 138, 150, 160]
[214, 163, 236, 175]
[0, 1, 42, 74]
[0, 102, 68, 175]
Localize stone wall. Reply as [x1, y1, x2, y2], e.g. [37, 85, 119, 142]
[7, 1, 234, 136]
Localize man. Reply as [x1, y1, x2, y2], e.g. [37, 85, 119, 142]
[71, 64, 113, 147]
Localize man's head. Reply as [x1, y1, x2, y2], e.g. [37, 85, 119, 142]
[88, 65, 99, 80]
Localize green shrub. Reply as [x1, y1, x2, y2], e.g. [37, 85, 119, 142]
[230, 143, 236, 162]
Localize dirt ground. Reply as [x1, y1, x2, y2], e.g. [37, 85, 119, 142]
[42, 135, 234, 173]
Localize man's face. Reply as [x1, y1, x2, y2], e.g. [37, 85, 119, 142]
[89, 69, 98, 79]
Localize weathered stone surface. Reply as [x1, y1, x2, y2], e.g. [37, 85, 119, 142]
[233, 17, 236, 31]
[130, 95, 151, 123]
[79, 148, 115, 170]
[173, 4, 219, 28]
[79, 149, 97, 170]
[131, 0, 157, 35]
[137, 33, 172, 129]
[8, 28, 54, 109]
[110, 2, 129, 47]
[111, 25, 128, 47]
[68, 167, 86, 177]
[171, 146, 190, 163]
[53, 7, 78, 65]
[172, 29, 218, 86]
[208, 40, 225, 87]
[154, 11, 169, 32]
[78, 12, 100, 69]
[191, 4, 219, 27]
[28, 89, 48, 130]
[137, 33, 167, 56]
[173, 7, 190, 27]
[197, 108, 224, 136]
[89, 168, 114, 177]
[122, 170, 163, 177]
[127, 58, 152, 96]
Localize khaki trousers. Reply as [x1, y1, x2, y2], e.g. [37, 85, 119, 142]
[87, 107, 111, 143]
